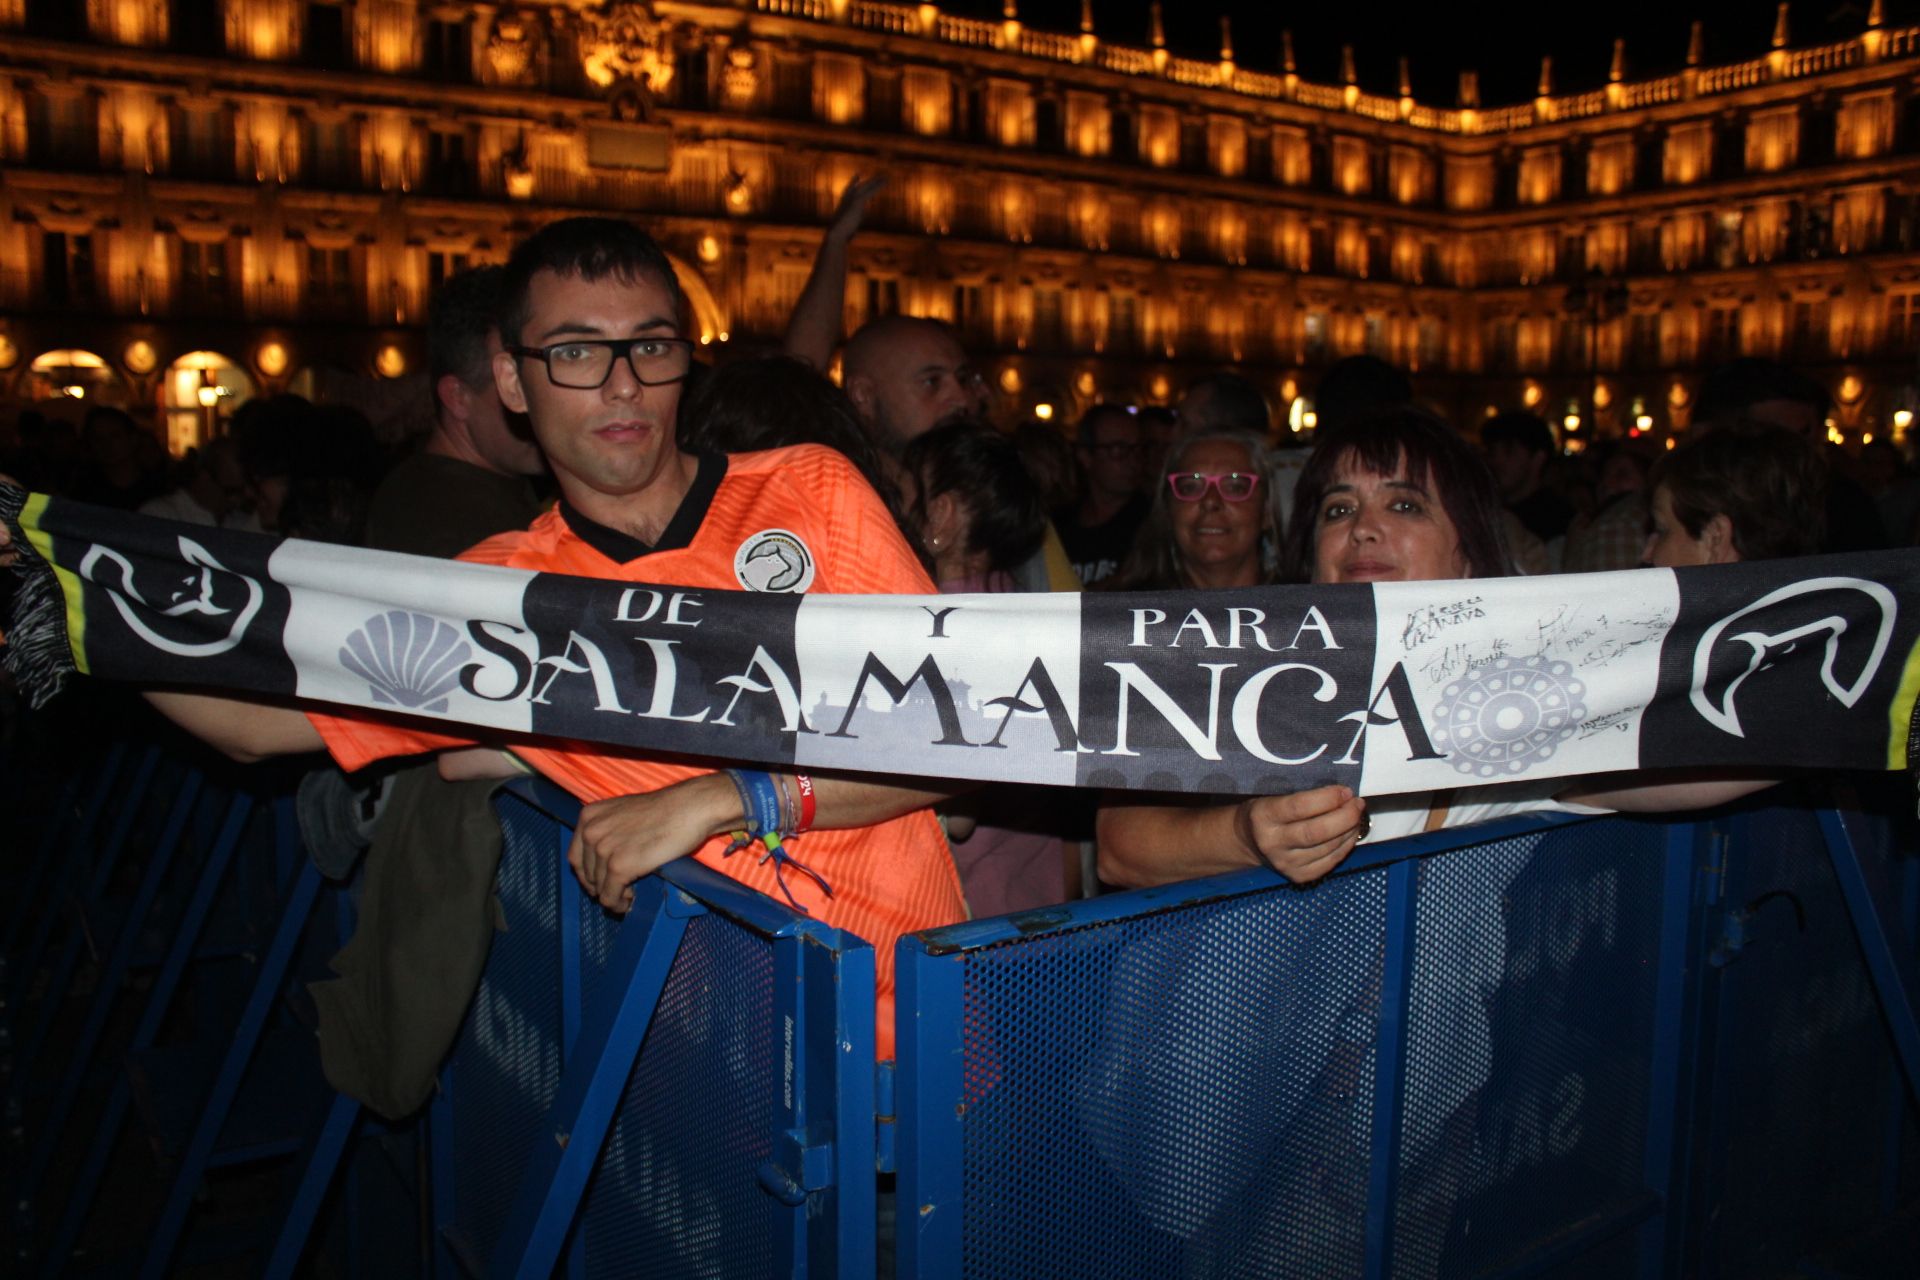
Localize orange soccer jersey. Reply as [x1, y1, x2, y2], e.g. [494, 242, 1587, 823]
[309, 445, 966, 1060]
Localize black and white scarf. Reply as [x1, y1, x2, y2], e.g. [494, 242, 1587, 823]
[5, 483, 1918, 797]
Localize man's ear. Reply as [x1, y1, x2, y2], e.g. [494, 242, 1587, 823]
[494, 349, 529, 414]
[435, 373, 470, 422]
[844, 372, 875, 417]
[1703, 513, 1739, 564]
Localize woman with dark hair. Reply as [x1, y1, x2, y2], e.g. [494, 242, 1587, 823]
[902, 421, 1046, 586]
[1279, 408, 1511, 583]
[1642, 421, 1827, 567]
[900, 422, 1066, 915]
[1111, 426, 1281, 590]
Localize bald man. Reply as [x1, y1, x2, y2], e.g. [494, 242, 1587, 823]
[841, 315, 985, 451]
[782, 177, 986, 451]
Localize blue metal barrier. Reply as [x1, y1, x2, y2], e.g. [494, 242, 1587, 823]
[431, 780, 876, 1277]
[893, 796, 1914, 1280]
[5, 756, 364, 1277]
[7, 755, 1913, 1278]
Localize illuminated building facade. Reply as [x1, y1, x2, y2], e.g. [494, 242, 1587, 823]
[3, 0, 1920, 452]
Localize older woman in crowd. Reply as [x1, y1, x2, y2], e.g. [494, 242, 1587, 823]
[1109, 426, 1280, 591]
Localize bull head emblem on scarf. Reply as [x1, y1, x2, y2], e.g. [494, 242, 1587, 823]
[78, 536, 264, 659]
[1689, 577, 1895, 738]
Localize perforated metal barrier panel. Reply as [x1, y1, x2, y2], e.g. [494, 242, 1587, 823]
[575, 905, 783, 1278]
[438, 781, 873, 1277]
[897, 814, 1700, 1280]
[444, 786, 565, 1265]
[1695, 785, 1919, 1279]
[430, 786, 1913, 1279]
[1417, 823, 1666, 1277]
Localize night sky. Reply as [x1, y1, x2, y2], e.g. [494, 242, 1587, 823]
[948, 1, 1917, 107]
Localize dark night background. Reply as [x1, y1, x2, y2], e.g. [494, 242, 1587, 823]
[948, 2, 1920, 107]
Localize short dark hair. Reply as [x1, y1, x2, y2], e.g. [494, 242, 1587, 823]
[1283, 408, 1512, 582]
[1075, 403, 1135, 449]
[427, 265, 505, 387]
[1010, 420, 1079, 510]
[1479, 410, 1557, 456]
[1180, 372, 1270, 433]
[902, 421, 1046, 574]
[1694, 358, 1830, 428]
[499, 217, 686, 346]
[1652, 420, 1827, 560]
[1314, 356, 1413, 439]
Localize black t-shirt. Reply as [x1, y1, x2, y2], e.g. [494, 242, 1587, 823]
[363, 452, 546, 559]
[1508, 488, 1575, 544]
[1053, 493, 1150, 586]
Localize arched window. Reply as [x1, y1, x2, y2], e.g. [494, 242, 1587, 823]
[25, 349, 125, 406]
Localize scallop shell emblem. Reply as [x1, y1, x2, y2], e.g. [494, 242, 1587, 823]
[339, 611, 472, 714]
[1430, 656, 1587, 779]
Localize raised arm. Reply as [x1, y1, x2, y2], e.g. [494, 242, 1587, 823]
[569, 767, 959, 911]
[1097, 785, 1369, 889]
[783, 174, 885, 371]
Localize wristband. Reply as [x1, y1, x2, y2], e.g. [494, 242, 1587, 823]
[791, 773, 816, 833]
[723, 768, 785, 838]
[774, 772, 795, 835]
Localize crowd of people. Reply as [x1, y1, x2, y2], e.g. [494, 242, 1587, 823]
[0, 188, 1908, 1275]
[0, 190, 1905, 1067]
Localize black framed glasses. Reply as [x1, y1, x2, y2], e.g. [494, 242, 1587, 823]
[1082, 442, 1146, 458]
[510, 337, 695, 389]
[1167, 471, 1262, 502]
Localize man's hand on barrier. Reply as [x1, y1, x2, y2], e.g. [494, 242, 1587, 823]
[569, 773, 737, 912]
[1236, 785, 1368, 885]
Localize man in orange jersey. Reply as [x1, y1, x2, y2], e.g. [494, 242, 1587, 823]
[141, 217, 966, 1058]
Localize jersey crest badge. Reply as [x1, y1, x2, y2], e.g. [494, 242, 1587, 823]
[734, 529, 817, 592]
